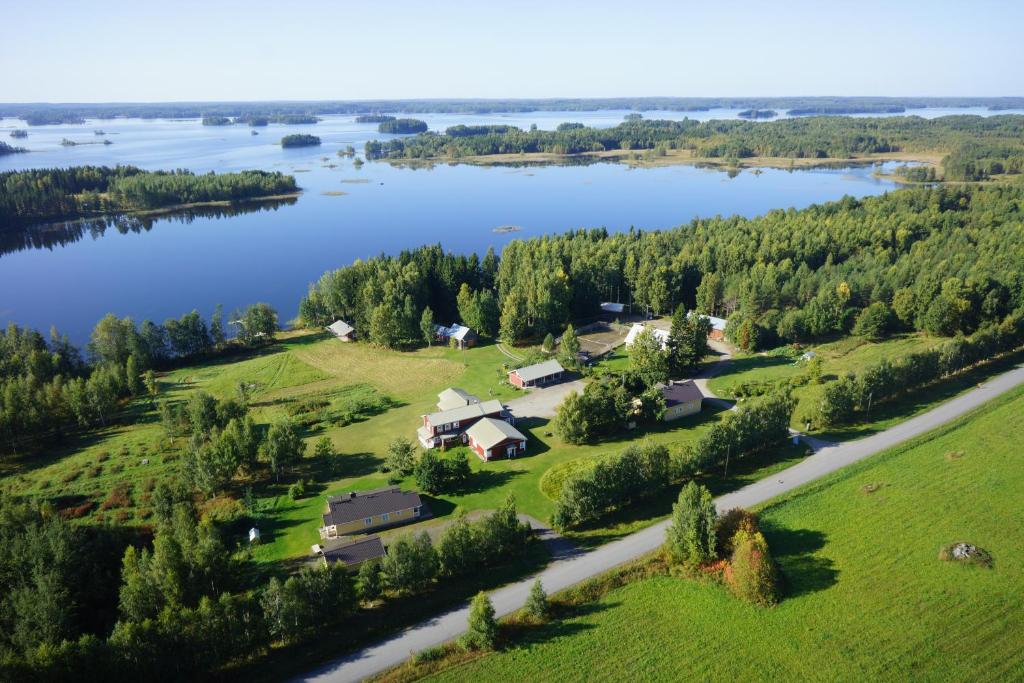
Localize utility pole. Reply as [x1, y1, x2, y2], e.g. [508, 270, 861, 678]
[723, 444, 731, 479]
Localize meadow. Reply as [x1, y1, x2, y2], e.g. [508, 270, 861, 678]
[421, 384, 1024, 682]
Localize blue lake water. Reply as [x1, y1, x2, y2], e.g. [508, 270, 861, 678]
[3, 107, 1012, 342]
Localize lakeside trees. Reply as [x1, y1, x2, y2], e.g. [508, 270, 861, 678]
[377, 118, 428, 134]
[280, 134, 321, 148]
[0, 166, 297, 225]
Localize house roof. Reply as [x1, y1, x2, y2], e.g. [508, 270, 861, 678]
[624, 323, 670, 348]
[326, 320, 354, 337]
[466, 417, 526, 450]
[322, 487, 422, 527]
[436, 387, 480, 411]
[320, 535, 386, 567]
[688, 311, 727, 331]
[433, 323, 475, 340]
[511, 359, 565, 383]
[601, 302, 625, 313]
[657, 380, 704, 407]
[424, 399, 504, 427]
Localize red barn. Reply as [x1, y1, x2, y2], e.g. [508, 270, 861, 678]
[508, 359, 565, 389]
[465, 417, 527, 460]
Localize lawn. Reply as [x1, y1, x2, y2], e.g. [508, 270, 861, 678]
[423, 385, 1024, 682]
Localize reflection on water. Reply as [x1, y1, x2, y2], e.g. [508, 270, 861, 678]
[0, 197, 297, 256]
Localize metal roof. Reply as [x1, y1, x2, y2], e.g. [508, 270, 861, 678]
[326, 320, 354, 337]
[466, 417, 526, 450]
[322, 487, 422, 526]
[436, 387, 480, 411]
[423, 399, 504, 427]
[511, 359, 565, 383]
[658, 380, 704, 407]
[320, 535, 386, 566]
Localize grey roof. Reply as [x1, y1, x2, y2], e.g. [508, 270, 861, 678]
[601, 302, 625, 313]
[512, 359, 565, 383]
[323, 487, 422, 526]
[451, 325, 475, 341]
[326, 320, 354, 337]
[320, 535, 386, 567]
[424, 399, 503, 427]
[437, 387, 480, 411]
[465, 417, 526, 450]
[658, 380, 704, 407]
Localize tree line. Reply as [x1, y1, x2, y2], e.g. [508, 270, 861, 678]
[364, 114, 1024, 181]
[0, 166, 298, 226]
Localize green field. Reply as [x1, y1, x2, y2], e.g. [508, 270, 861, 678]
[423, 385, 1024, 682]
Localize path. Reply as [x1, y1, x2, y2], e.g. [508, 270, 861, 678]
[495, 343, 524, 362]
[299, 363, 1024, 683]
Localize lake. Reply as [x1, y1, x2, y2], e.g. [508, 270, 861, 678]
[3, 107, 1013, 342]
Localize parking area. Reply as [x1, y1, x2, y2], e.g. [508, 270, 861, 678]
[505, 379, 586, 419]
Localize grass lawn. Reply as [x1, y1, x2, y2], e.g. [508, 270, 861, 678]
[423, 385, 1024, 682]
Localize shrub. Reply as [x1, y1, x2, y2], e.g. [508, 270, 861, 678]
[114, 509, 133, 523]
[413, 645, 447, 663]
[201, 497, 247, 523]
[60, 469, 83, 484]
[715, 508, 759, 557]
[728, 529, 780, 606]
[461, 592, 498, 650]
[288, 479, 307, 501]
[100, 483, 133, 510]
[524, 579, 549, 621]
[357, 559, 383, 602]
[58, 501, 94, 519]
[314, 436, 334, 458]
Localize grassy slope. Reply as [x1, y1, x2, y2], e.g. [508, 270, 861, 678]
[425, 386, 1024, 683]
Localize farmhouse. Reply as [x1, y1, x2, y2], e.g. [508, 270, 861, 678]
[657, 380, 704, 421]
[508, 359, 565, 389]
[315, 535, 386, 570]
[318, 487, 424, 540]
[326, 320, 355, 342]
[465, 417, 527, 460]
[436, 387, 481, 411]
[624, 323, 670, 349]
[433, 323, 478, 349]
[418, 399, 509, 449]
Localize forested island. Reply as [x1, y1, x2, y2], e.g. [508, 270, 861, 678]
[378, 118, 428, 134]
[4, 97, 1024, 122]
[364, 114, 1024, 181]
[0, 166, 299, 226]
[204, 114, 320, 127]
[737, 109, 777, 119]
[0, 141, 26, 156]
[356, 114, 395, 123]
[9, 129, 28, 138]
[280, 134, 321, 148]
[201, 115, 233, 126]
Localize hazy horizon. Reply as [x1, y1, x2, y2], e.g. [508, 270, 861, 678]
[3, 0, 1022, 103]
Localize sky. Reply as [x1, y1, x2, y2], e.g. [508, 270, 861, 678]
[2, 0, 1022, 102]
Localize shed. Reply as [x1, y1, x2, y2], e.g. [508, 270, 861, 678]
[249, 527, 261, 543]
[508, 359, 565, 389]
[327, 320, 355, 341]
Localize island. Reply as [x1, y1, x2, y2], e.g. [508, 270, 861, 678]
[356, 114, 395, 123]
[280, 134, 321, 148]
[378, 118, 428, 134]
[737, 109, 778, 119]
[0, 141, 27, 156]
[0, 166, 299, 226]
[9, 129, 28, 139]
[201, 115, 233, 126]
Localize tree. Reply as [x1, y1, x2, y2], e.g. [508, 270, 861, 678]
[629, 327, 669, 387]
[383, 437, 417, 477]
[263, 419, 305, 480]
[558, 324, 581, 369]
[665, 482, 717, 566]
[125, 353, 143, 396]
[237, 303, 278, 345]
[553, 391, 590, 444]
[524, 579, 549, 621]
[369, 304, 403, 349]
[210, 304, 226, 348]
[667, 306, 711, 375]
[381, 531, 438, 594]
[696, 272, 724, 316]
[461, 592, 498, 650]
[853, 302, 893, 341]
[313, 436, 334, 458]
[437, 511, 481, 577]
[420, 306, 435, 346]
[728, 529, 779, 606]
[357, 559, 383, 602]
[499, 289, 528, 345]
[143, 370, 159, 405]
[542, 332, 555, 353]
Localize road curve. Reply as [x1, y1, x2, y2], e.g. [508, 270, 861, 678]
[300, 363, 1024, 683]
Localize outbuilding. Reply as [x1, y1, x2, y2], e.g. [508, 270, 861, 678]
[465, 417, 528, 460]
[326, 320, 355, 342]
[657, 380, 704, 421]
[315, 535, 386, 571]
[508, 359, 565, 389]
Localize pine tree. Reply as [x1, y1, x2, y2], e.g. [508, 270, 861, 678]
[524, 579, 549, 621]
[461, 591, 498, 650]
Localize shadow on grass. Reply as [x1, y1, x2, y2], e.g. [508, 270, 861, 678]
[761, 523, 838, 598]
[501, 601, 615, 648]
[459, 468, 524, 495]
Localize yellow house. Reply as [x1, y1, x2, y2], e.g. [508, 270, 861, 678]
[659, 380, 704, 421]
[318, 487, 424, 540]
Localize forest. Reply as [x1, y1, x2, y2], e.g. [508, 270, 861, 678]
[300, 184, 1024, 354]
[364, 114, 1024, 181]
[4, 97, 1024, 122]
[0, 166, 298, 226]
[0, 141, 26, 156]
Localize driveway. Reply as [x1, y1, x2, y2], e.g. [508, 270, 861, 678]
[298, 363, 1024, 683]
[505, 379, 586, 420]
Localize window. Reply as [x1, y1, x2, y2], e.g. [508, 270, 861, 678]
[413, 506, 421, 516]
[452, 420, 460, 428]
[363, 517, 372, 525]
[381, 513, 390, 522]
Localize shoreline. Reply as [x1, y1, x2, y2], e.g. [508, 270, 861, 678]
[377, 149, 946, 172]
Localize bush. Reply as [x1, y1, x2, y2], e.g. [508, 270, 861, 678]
[100, 483, 132, 510]
[357, 559, 383, 602]
[727, 529, 780, 606]
[414, 450, 470, 494]
[288, 479, 307, 501]
[524, 579, 549, 621]
[201, 497, 247, 524]
[715, 508, 760, 557]
[313, 436, 334, 458]
[461, 592, 498, 650]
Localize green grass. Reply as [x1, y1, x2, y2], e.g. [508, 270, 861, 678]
[424, 385, 1024, 682]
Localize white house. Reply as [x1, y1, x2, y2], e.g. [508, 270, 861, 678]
[624, 323, 670, 349]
